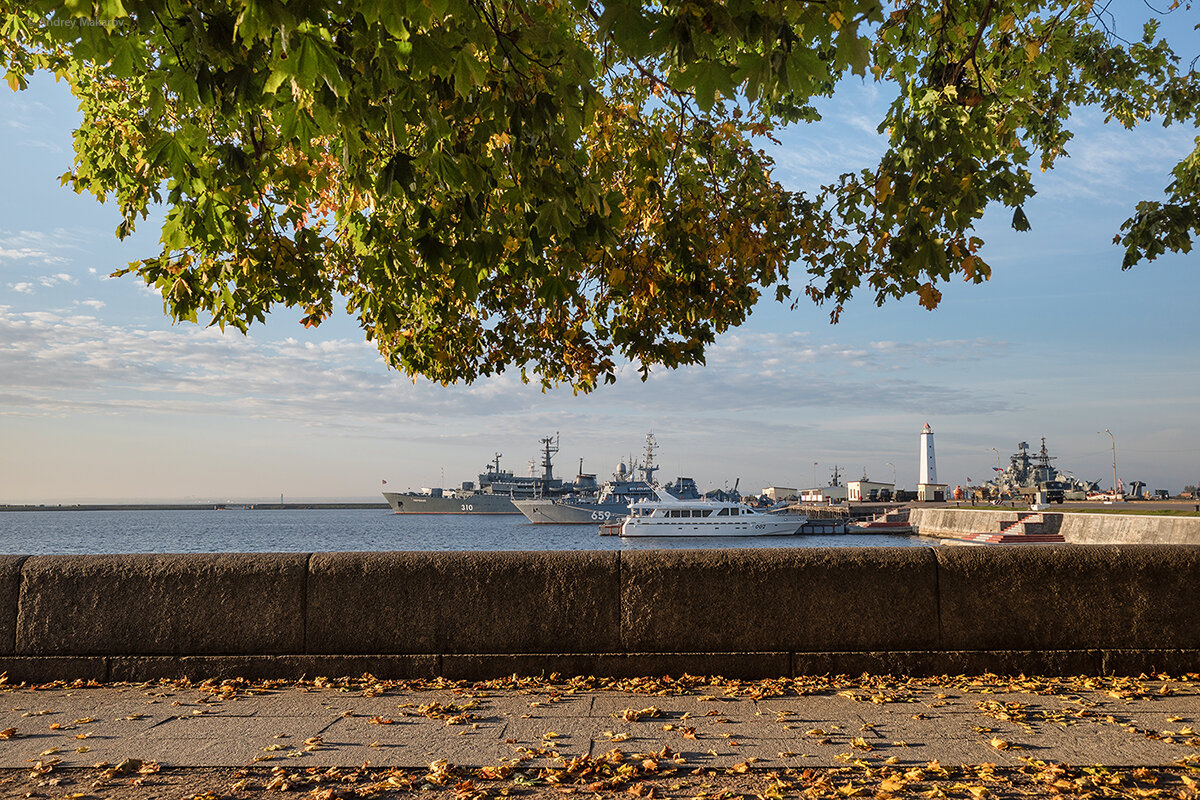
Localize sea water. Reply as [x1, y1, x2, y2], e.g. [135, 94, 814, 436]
[0, 508, 926, 554]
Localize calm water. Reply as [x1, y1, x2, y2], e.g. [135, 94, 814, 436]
[0, 509, 927, 554]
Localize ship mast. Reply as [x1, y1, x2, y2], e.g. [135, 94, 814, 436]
[641, 432, 659, 486]
[1034, 437, 1057, 483]
[539, 433, 559, 481]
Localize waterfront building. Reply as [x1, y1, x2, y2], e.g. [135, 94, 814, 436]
[800, 485, 848, 503]
[848, 478, 895, 501]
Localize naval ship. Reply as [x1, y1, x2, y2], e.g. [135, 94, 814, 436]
[383, 435, 596, 514]
[513, 433, 700, 524]
[983, 438, 1098, 502]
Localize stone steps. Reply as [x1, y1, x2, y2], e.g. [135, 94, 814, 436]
[950, 512, 1066, 544]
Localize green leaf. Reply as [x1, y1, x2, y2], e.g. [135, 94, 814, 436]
[1011, 206, 1030, 232]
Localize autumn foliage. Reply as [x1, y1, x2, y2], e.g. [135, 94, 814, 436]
[1, 0, 1196, 388]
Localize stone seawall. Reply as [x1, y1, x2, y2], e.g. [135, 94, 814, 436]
[0, 548, 1197, 682]
[910, 508, 1200, 544]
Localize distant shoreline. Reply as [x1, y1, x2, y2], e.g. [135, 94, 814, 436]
[0, 502, 391, 512]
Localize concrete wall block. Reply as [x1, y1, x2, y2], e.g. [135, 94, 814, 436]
[0, 656, 109, 683]
[1101, 650, 1200, 676]
[16, 554, 307, 656]
[620, 548, 940, 653]
[791, 649, 1104, 677]
[0, 556, 26, 655]
[307, 551, 621, 654]
[441, 652, 791, 681]
[108, 654, 439, 682]
[936, 545, 1200, 651]
[911, 509, 1023, 538]
[1060, 514, 1200, 545]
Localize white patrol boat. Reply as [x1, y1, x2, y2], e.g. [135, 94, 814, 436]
[607, 491, 807, 538]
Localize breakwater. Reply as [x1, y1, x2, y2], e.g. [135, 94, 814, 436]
[1, 547, 1197, 682]
[910, 508, 1200, 544]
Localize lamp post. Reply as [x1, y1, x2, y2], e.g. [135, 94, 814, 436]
[813, 462, 818, 490]
[987, 448, 1000, 501]
[885, 461, 896, 490]
[1100, 429, 1118, 495]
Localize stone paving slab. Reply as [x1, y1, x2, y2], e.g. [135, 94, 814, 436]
[0, 682, 1197, 771]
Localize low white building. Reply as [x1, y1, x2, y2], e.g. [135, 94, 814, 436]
[800, 485, 848, 503]
[918, 483, 948, 502]
[848, 479, 895, 501]
[761, 486, 799, 501]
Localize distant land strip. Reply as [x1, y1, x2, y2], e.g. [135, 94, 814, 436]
[0, 503, 390, 512]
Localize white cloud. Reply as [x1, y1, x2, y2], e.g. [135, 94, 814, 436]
[38, 272, 76, 287]
[0, 308, 1015, 434]
[9, 282, 34, 294]
[0, 247, 53, 261]
[1040, 120, 1196, 205]
[75, 299, 105, 310]
[0, 229, 79, 266]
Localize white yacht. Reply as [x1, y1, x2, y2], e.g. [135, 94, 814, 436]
[610, 491, 807, 537]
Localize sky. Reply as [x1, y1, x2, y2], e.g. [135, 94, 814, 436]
[2, 13, 1199, 503]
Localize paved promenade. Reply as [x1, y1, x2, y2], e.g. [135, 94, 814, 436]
[0, 674, 1197, 797]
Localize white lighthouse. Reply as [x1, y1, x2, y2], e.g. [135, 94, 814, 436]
[917, 423, 947, 502]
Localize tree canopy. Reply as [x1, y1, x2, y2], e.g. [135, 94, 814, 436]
[2, 0, 1197, 389]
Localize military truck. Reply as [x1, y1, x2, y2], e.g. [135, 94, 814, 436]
[1016, 480, 1067, 504]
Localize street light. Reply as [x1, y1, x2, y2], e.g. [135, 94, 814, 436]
[813, 462, 818, 489]
[1099, 429, 1118, 495]
[989, 447, 1000, 471]
[885, 461, 896, 489]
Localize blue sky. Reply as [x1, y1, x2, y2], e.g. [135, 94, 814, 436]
[2, 20, 1198, 502]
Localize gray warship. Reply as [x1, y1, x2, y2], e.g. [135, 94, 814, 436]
[383, 435, 596, 514]
[982, 438, 1098, 502]
[513, 433, 700, 524]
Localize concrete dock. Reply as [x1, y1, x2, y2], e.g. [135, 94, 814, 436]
[1, 675, 1198, 797]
